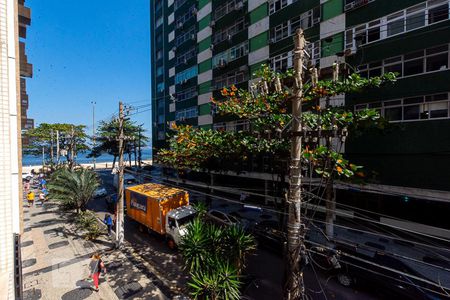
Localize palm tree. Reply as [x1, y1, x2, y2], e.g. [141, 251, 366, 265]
[223, 225, 256, 274]
[48, 167, 99, 213]
[180, 219, 256, 299]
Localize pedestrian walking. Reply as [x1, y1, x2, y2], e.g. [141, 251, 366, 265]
[26, 191, 35, 207]
[103, 214, 113, 236]
[89, 253, 106, 292]
[39, 191, 45, 203]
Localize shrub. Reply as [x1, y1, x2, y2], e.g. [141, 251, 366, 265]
[76, 211, 102, 240]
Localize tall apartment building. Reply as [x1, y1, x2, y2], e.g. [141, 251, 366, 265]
[151, 0, 450, 236]
[0, 0, 25, 298]
[18, 0, 32, 146]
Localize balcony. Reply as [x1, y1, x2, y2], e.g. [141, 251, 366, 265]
[19, 42, 32, 78]
[18, 4, 31, 26]
[21, 97, 28, 110]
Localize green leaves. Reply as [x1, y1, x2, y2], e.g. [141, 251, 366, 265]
[48, 167, 99, 212]
[179, 218, 256, 299]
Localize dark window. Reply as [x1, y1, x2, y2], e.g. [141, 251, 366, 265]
[426, 53, 448, 72]
[428, 3, 449, 24]
[404, 58, 424, 76]
[385, 107, 402, 121]
[367, 27, 380, 42]
[211, 211, 225, 220]
[403, 96, 423, 104]
[369, 68, 382, 77]
[403, 105, 420, 120]
[384, 63, 402, 76]
[406, 12, 425, 30]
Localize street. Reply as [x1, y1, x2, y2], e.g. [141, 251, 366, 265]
[89, 169, 381, 300]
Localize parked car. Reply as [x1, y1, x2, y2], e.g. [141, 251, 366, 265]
[310, 243, 448, 299]
[22, 172, 33, 181]
[205, 209, 249, 229]
[251, 220, 286, 255]
[93, 187, 107, 198]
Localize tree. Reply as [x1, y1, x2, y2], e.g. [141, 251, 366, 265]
[159, 62, 396, 298]
[180, 218, 256, 299]
[47, 167, 99, 213]
[25, 123, 89, 167]
[90, 118, 148, 168]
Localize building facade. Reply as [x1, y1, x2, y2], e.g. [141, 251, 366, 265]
[0, 0, 24, 298]
[18, 0, 32, 146]
[151, 0, 450, 235]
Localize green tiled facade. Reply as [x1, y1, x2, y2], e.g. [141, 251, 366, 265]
[151, 0, 450, 198]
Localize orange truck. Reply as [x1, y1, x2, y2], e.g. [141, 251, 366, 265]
[125, 183, 196, 248]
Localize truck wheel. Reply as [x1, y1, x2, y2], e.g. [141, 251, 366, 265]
[167, 238, 176, 250]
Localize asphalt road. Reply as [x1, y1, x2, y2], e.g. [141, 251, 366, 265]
[88, 169, 380, 300]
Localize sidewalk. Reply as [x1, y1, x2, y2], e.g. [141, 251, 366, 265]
[21, 195, 168, 299]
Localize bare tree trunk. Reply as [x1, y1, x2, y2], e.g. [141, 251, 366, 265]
[325, 178, 335, 241]
[112, 155, 117, 169]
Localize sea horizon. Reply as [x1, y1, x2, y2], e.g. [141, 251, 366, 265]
[22, 148, 152, 166]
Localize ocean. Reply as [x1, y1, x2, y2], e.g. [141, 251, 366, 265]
[22, 148, 152, 166]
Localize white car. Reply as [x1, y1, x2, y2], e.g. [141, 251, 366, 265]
[93, 187, 107, 198]
[22, 172, 33, 181]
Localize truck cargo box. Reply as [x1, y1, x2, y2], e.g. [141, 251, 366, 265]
[125, 183, 189, 235]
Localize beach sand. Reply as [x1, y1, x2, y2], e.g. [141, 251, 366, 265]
[22, 159, 152, 173]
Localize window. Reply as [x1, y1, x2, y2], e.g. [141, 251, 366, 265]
[405, 3, 426, 31]
[215, 0, 243, 21]
[174, 0, 188, 10]
[212, 41, 249, 68]
[355, 93, 450, 122]
[387, 12, 405, 37]
[176, 26, 196, 46]
[358, 44, 449, 79]
[176, 87, 197, 102]
[428, 0, 449, 24]
[345, 0, 450, 50]
[156, 33, 163, 44]
[214, 69, 248, 89]
[270, 51, 293, 72]
[156, 16, 163, 28]
[156, 66, 164, 77]
[175, 5, 196, 27]
[213, 18, 246, 44]
[175, 107, 198, 120]
[176, 47, 196, 66]
[157, 100, 165, 124]
[269, 0, 288, 14]
[156, 50, 163, 61]
[175, 66, 198, 84]
[425, 45, 448, 72]
[271, 7, 320, 43]
[157, 130, 165, 140]
[157, 82, 165, 93]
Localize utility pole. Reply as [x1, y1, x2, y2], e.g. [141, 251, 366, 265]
[42, 146, 45, 167]
[138, 126, 142, 169]
[116, 101, 125, 248]
[91, 101, 96, 170]
[50, 129, 54, 164]
[56, 130, 60, 165]
[70, 126, 75, 169]
[285, 28, 306, 300]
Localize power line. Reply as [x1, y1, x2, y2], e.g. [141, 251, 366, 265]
[124, 168, 450, 254]
[307, 248, 450, 298]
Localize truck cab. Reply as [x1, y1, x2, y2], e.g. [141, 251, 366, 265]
[165, 205, 197, 248]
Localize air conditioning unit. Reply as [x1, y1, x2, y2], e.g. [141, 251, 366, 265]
[313, 17, 321, 25]
[177, 22, 183, 29]
[191, 33, 196, 40]
[227, 34, 232, 42]
[239, 65, 248, 72]
[210, 20, 216, 28]
[235, 2, 244, 10]
[268, 38, 275, 44]
[182, 79, 189, 84]
[172, 46, 177, 52]
[210, 44, 215, 51]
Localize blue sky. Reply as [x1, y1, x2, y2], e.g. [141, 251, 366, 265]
[26, 0, 151, 135]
